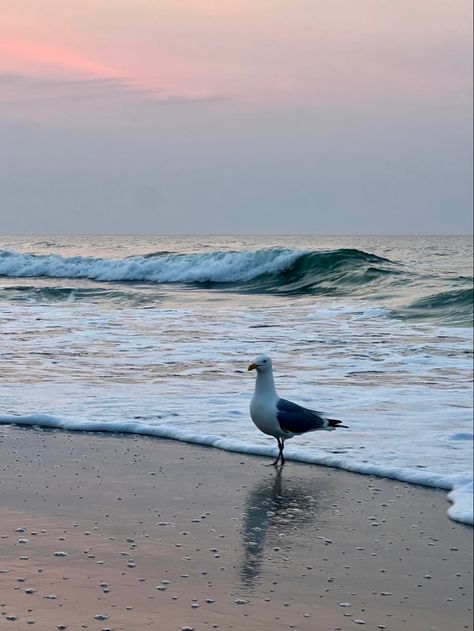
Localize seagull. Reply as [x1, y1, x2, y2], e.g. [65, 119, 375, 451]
[248, 354, 347, 466]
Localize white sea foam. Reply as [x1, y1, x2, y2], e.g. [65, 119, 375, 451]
[447, 481, 474, 526]
[0, 249, 301, 284]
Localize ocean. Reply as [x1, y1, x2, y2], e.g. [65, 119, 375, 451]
[0, 235, 472, 525]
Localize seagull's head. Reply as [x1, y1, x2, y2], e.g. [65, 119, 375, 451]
[248, 354, 273, 373]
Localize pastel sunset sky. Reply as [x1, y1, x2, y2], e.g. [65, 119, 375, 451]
[0, 0, 472, 234]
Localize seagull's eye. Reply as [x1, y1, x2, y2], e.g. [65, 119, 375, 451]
[262, 360, 267, 363]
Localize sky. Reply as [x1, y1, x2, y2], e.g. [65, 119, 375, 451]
[0, 0, 472, 235]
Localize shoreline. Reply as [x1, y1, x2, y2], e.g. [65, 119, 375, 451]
[0, 425, 472, 631]
[1, 415, 471, 527]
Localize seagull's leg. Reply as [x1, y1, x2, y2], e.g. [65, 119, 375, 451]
[279, 439, 285, 465]
[268, 438, 282, 466]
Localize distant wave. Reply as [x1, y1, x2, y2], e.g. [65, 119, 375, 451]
[1, 248, 472, 325]
[393, 288, 473, 327]
[0, 284, 159, 306]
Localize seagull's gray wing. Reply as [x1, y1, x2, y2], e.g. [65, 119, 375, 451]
[276, 398, 328, 434]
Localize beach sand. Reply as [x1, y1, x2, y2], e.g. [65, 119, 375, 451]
[0, 426, 472, 631]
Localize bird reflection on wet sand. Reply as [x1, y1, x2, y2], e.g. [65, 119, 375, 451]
[239, 467, 328, 590]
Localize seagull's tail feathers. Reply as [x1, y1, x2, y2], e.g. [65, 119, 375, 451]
[327, 418, 349, 429]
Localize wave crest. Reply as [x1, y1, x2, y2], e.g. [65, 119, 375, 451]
[0, 248, 300, 284]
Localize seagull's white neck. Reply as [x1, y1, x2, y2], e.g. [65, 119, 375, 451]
[254, 368, 278, 398]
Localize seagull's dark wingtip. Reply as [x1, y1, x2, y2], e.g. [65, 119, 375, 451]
[327, 418, 349, 428]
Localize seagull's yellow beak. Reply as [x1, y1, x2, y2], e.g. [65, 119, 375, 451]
[248, 362, 257, 371]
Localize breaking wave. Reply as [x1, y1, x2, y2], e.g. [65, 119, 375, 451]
[0, 247, 395, 291]
[0, 248, 471, 325]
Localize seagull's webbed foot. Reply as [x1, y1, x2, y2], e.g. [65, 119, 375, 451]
[264, 456, 281, 467]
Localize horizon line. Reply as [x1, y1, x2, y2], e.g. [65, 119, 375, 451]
[1, 232, 472, 239]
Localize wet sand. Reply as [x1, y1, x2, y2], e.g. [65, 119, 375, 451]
[0, 425, 472, 631]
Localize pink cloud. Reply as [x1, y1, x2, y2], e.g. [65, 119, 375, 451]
[0, 38, 117, 77]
